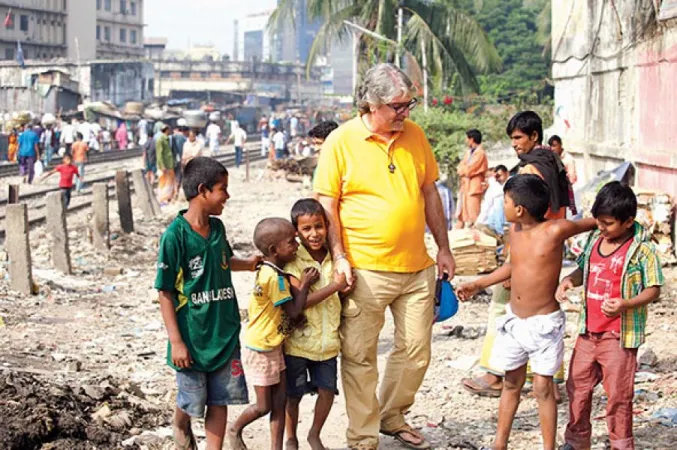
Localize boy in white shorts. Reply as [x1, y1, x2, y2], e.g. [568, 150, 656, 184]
[458, 174, 596, 450]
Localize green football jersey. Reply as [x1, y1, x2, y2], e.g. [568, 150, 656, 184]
[155, 211, 240, 372]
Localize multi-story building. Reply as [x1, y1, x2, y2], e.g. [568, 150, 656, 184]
[238, 10, 274, 62]
[144, 37, 167, 60]
[0, 0, 144, 62]
[272, 0, 321, 64]
[96, 0, 144, 59]
[0, 0, 69, 61]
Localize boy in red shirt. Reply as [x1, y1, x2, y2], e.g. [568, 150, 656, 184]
[41, 154, 80, 207]
[557, 182, 663, 450]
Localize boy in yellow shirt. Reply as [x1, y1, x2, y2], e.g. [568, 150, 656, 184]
[283, 199, 351, 450]
[228, 218, 319, 450]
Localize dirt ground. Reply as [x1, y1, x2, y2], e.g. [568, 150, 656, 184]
[0, 164, 676, 449]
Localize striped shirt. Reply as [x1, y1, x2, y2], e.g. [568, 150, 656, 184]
[576, 222, 664, 348]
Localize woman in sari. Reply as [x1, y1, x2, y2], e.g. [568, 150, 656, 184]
[7, 127, 19, 162]
[155, 125, 175, 205]
[115, 121, 128, 150]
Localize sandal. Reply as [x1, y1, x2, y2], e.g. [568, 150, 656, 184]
[462, 376, 502, 398]
[381, 425, 431, 449]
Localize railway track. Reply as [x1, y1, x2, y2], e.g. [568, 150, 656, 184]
[0, 133, 263, 179]
[0, 148, 144, 179]
[0, 149, 267, 240]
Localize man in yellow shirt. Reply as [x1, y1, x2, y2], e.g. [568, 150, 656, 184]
[314, 63, 456, 450]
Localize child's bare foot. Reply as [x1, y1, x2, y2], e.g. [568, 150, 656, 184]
[307, 433, 326, 450]
[172, 422, 196, 450]
[226, 427, 247, 450]
[285, 437, 300, 450]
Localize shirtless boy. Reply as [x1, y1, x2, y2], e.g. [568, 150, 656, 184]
[457, 174, 596, 450]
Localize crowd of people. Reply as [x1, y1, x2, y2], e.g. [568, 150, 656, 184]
[154, 63, 662, 450]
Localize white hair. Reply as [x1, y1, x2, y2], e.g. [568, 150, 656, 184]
[357, 63, 415, 114]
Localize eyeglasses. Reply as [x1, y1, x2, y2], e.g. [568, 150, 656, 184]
[386, 98, 418, 115]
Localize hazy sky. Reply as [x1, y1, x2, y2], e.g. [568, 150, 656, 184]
[144, 0, 277, 56]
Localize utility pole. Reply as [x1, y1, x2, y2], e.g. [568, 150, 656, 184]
[421, 39, 428, 112]
[396, 6, 403, 68]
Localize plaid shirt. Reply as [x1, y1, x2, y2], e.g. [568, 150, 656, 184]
[576, 222, 664, 348]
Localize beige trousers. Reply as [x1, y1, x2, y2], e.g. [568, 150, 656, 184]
[340, 266, 436, 448]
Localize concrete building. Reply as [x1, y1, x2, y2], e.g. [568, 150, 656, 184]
[551, 0, 677, 196]
[96, 0, 144, 59]
[0, 0, 69, 61]
[0, 0, 143, 62]
[0, 69, 80, 114]
[329, 36, 356, 96]
[144, 37, 167, 60]
[66, 0, 96, 61]
[272, 0, 321, 64]
[0, 59, 154, 107]
[239, 10, 274, 62]
[154, 59, 322, 104]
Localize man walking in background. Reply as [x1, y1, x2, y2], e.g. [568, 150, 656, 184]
[226, 122, 248, 169]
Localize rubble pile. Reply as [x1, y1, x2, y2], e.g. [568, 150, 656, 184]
[449, 229, 498, 276]
[268, 157, 317, 177]
[635, 189, 676, 265]
[0, 372, 170, 449]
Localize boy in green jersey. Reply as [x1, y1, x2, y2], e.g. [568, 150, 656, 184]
[155, 156, 260, 450]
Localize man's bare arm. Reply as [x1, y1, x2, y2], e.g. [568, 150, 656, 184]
[422, 183, 451, 252]
[317, 194, 345, 257]
[422, 182, 456, 278]
[317, 194, 353, 285]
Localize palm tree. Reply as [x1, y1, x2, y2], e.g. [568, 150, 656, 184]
[268, 0, 502, 94]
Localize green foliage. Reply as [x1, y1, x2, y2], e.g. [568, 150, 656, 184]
[411, 103, 553, 188]
[269, 0, 502, 93]
[453, 0, 551, 102]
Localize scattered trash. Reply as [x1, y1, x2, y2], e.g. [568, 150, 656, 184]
[638, 347, 658, 368]
[75, 257, 88, 266]
[446, 355, 479, 372]
[111, 233, 120, 241]
[103, 267, 124, 276]
[0, 316, 4, 328]
[101, 285, 116, 293]
[440, 324, 487, 339]
[635, 371, 660, 384]
[51, 352, 67, 362]
[651, 408, 677, 427]
[634, 389, 659, 403]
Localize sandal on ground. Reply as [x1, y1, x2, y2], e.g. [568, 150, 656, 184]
[462, 376, 502, 398]
[380, 424, 431, 449]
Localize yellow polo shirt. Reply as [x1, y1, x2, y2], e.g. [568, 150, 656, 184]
[313, 116, 438, 273]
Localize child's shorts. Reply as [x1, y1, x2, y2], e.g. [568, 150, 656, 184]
[284, 355, 338, 398]
[176, 349, 249, 418]
[243, 346, 286, 387]
[490, 304, 565, 377]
